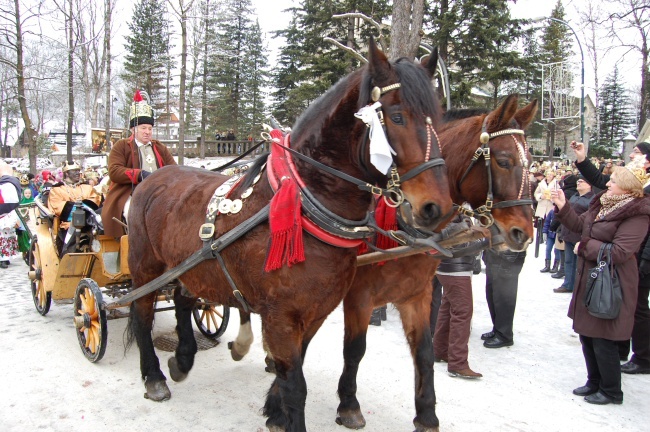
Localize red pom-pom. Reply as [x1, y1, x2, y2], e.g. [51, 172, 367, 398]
[133, 90, 143, 102]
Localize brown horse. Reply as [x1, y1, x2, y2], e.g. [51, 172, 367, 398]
[125, 39, 453, 431]
[334, 94, 537, 432]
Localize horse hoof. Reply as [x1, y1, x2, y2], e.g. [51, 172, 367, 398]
[230, 345, 244, 361]
[264, 356, 277, 374]
[144, 380, 171, 401]
[413, 421, 440, 432]
[336, 410, 366, 429]
[168, 357, 188, 382]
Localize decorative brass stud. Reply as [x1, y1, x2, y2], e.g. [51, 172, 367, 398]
[426, 116, 432, 125]
[371, 86, 381, 102]
[480, 132, 490, 145]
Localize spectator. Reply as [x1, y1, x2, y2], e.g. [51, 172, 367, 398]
[540, 209, 560, 273]
[482, 248, 526, 348]
[0, 207, 20, 268]
[0, 161, 21, 217]
[553, 176, 595, 293]
[433, 213, 482, 379]
[551, 158, 650, 405]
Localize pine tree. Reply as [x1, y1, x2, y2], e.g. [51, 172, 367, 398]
[595, 66, 635, 157]
[122, 0, 173, 104]
[428, 0, 528, 108]
[240, 19, 270, 139]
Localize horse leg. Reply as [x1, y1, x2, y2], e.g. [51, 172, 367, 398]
[396, 294, 440, 432]
[168, 282, 198, 382]
[336, 295, 373, 429]
[263, 317, 327, 432]
[227, 309, 254, 361]
[129, 291, 171, 401]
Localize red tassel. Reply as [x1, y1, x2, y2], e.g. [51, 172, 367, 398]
[264, 145, 305, 272]
[375, 198, 399, 250]
[134, 90, 143, 102]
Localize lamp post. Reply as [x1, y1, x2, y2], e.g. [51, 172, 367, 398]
[532, 16, 585, 144]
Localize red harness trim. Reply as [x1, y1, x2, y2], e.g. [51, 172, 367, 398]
[266, 133, 364, 255]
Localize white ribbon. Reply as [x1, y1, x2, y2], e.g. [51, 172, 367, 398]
[354, 102, 396, 175]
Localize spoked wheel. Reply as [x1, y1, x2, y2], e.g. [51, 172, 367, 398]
[28, 239, 51, 316]
[192, 299, 229, 339]
[73, 279, 108, 362]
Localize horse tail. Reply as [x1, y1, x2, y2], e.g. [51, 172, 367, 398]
[123, 302, 137, 354]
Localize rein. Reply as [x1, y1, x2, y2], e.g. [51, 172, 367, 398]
[456, 116, 533, 227]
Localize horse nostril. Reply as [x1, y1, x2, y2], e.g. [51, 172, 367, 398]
[510, 227, 529, 245]
[422, 202, 441, 222]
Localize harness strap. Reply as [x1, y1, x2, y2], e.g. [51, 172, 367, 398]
[114, 204, 270, 309]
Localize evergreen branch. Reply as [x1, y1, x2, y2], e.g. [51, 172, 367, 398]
[323, 38, 367, 63]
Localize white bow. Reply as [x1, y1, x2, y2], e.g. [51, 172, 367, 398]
[354, 102, 396, 175]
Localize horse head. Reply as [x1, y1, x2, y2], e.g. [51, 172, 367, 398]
[361, 40, 453, 231]
[442, 94, 537, 251]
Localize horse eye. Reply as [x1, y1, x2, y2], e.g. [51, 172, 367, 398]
[390, 113, 404, 125]
[496, 160, 511, 168]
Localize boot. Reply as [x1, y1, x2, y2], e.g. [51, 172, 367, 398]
[552, 253, 565, 279]
[380, 305, 387, 321]
[540, 259, 551, 273]
[549, 259, 560, 274]
[369, 308, 382, 326]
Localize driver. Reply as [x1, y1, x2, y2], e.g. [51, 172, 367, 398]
[48, 161, 101, 255]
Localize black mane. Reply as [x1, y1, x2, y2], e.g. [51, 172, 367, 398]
[442, 108, 490, 122]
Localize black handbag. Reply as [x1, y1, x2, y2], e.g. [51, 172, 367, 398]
[583, 243, 622, 319]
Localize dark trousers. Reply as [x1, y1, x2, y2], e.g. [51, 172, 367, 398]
[484, 249, 526, 342]
[580, 335, 623, 401]
[433, 274, 473, 371]
[631, 284, 650, 367]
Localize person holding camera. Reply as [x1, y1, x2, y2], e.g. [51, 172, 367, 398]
[551, 158, 650, 405]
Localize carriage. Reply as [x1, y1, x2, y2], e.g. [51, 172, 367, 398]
[18, 198, 229, 363]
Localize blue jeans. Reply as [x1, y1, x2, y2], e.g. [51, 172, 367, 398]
[545, 236, 557, 261]
[562, 241, 576, 291]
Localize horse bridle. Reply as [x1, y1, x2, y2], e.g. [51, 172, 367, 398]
[365, 83, 446, 208]
[456, 116, 533, 227]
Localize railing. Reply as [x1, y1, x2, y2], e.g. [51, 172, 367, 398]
[158, 139, 270, 158]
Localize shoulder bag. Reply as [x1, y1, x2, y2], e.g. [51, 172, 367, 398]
[583, 243, 622, 319]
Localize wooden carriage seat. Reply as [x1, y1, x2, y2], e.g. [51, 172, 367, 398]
[120, 235, 130, 275]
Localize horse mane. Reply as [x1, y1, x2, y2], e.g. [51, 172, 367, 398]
[230, 152, 270, 197]
[292, 57, 443, 141]
[442, 108, 489, 122]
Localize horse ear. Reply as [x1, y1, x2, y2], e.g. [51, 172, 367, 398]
[513, 99, 539, 129]
[368, 37, 391, 81]
[419, 47, 439, 78]
[487, 94, 519, 132]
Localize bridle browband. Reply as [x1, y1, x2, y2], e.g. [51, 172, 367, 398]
[456, 116, 533, 227]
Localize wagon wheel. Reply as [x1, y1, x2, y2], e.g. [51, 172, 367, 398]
[192, 299, 229, 339]
[28, 239, 51, 316]
[73, 279, 108, 362]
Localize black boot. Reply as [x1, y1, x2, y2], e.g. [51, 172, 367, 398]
[540, 259, 551, 273]
[380, 305, 387, 321]
[552, 252, 565, 279]
[549, 259, 560, 274]
[369, 308, 382, 326]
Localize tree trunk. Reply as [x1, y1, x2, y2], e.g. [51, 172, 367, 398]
[199, 0, 209, 159]
[389, 0, 425, 60]
[177, 7, 188, 165]
[13, 0, 37, 173]
[104, 0, 112, 149]
[66, 0, 74, 164]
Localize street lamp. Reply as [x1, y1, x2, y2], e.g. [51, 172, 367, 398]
[532, 16, 585, 144]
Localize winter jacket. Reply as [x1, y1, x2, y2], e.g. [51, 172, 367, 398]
[534, 178, 557, 218]
[556, 191, 650, 340]
[102, 137, 176, 237]
[542, 209, 557, 240]
[560, 191, 595, 244]
[437, 213, 476, 274]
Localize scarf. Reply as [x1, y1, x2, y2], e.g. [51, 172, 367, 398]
[596, 193, 635, 220]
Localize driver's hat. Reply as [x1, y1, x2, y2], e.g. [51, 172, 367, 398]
[62, 160, 81, 172]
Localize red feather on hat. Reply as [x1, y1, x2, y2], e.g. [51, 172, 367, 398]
[134, 90, 143, 102]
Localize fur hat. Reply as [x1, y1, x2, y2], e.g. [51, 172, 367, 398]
[129, 90, 154, 128]
[19, 174, 29, 185]
[62, 160, 81, 172]
[624, 158, 649, 186]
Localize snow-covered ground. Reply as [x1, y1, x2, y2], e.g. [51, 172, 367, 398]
[0, 242, 648, 432]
